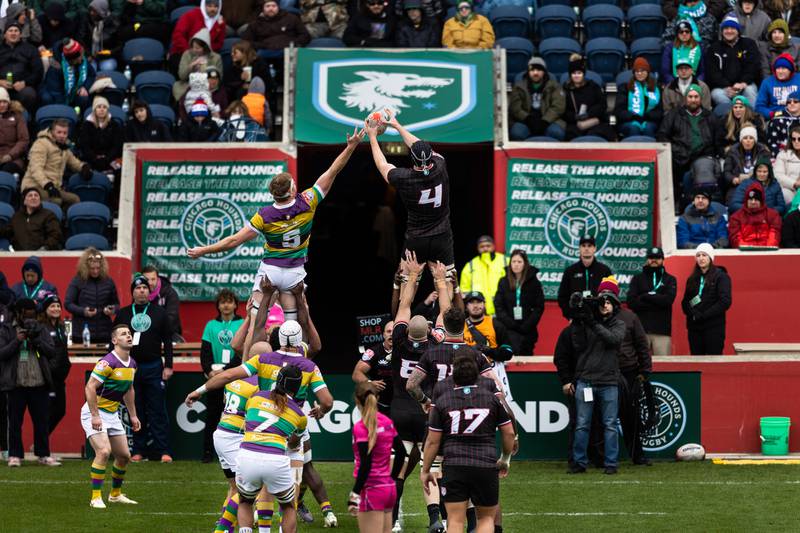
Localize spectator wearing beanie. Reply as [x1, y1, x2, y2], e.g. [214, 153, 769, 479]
[705, 12, 760, 107]
[241, 76, 270, 132]
[241, 1, 311, 54]
[11, 256, 59, 308]
[0, 22, 43, 111]
[661, 19, 705, 86]
[677, 188, 730, 249]
[74, 0, 120, 71]
[40, 38, 96, 111]
[508, 56, 566, 140]
[765, 88, 800, 156]
[395, 0, 441, 48]
[0, 187, 62, 251]
[563, 54, 616, 141]
[755, 53, 800, 119]
[77, 96, 124, 174]
[343, 0, 397, 47]
[64, 247, 120, 344]
[176, 99, 220, 142]
[662, 57, 712, 113]
[681, 243, 732, 355]
[729, 157, 787, 214]
[170, 0, 225, 72]
[0, 4, 42, 45]
[0, 86, 28, 176]
[758, 18, 800, 79]
[39, 2, 78, 52]
[715, 94, 765, 156]
[722, 124, 771, 202]
[442, 0, 494, 49]
[728, 181, 783, 246]
[38, 293, 71, 436]
[763, 0, 800, 39]
[125, 100, 172, 143]
[615, 56, 663, 138]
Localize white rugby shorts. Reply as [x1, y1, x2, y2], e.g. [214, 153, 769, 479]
[253, 263, 306, 293]
[80, 403, 125, 438]
[236, 449, 294, 497]
[213, 428, 243, 472]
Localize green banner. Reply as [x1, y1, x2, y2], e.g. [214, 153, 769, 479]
[140, 160, 288, 301]
[295, 49, 494, 143]
[505, 158, 656, 299]
[103, 372, 698, 461]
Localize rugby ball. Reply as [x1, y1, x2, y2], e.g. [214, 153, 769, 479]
[675, 443, 706, 461]
[366, 108, 392, 135]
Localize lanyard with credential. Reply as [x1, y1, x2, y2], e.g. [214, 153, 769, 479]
[515, 285, 521, 307]
[24, 280, 43, 299]
[697, 276, 705, 298]
[652, 271, 663, 292]
[132, 303, 150, 322]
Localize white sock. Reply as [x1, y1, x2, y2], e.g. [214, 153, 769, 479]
[239, 528, 253, 533]
[284, 309, 297, 321]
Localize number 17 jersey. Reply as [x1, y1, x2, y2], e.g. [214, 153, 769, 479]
[388, 154, 450, 238]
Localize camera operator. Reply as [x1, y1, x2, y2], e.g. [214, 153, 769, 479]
[557, 235, 613, 320]
[0, 298, 59, 466]
[559, 277, 625, 475]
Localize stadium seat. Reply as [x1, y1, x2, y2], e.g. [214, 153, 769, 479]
[122, 38, 165, 74]
[626, 4, 667, 40]
[490, 5, 531, 39]
[67, 201, 111, 236]
[584, 0, 620, 6]
[0, 237, 9, 250]
[94, 70, 129, 107]
[582, 5, 624, 40]
[497, 37, 535, 82]
[525, 135, 560, 141]
[150, 104, 176, 129]
[42, 201, 62, 222]
[0, 201, 13, 224]
[83, 104, 125, 127]
[65, 233, 110, 251]
[572, 135, 609, 142]
[535, 5, 576, 40]
[559, 70, 605, 87]
[67, 172, 113, 204]
[628, 0, 660, 5]
[621, 135, 657, 142]
[35, 104, 78, 132]
[630, 37, 662, 73]
[308, 37, 346, 48]
[538, 37, 582, 76]
[0, 171, 15, 204]
[134, 71, 176, 107]
[170, 5, 195, 24]
[538, 0, 572, 6]
[585, 37, 627, 82]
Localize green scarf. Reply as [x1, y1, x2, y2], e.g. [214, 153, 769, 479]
[673, 44, 701, 77]
[61, 55, 88, 104]
[678, 0, 707, 20]
[628, 81, 661, 116]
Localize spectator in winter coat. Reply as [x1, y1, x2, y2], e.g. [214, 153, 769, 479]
[77, 96, 123, 174]
[344, 0, 396, 47]
[142, 265, 184, 342]
[10, 256, 58, 307]
[0, 87, 29, 176]
[442, 0, 494, 49]
[662, 0, 720, 46]
[170, 0, 225, 60]
[0, 23, 43, 111]
[758, 18, 800, 79]
[221, 0, 258, 33]
[39, 39, 95, 112]
[75, 0, 120, 69]
[459, 235, 506, 316]
[241, 0, 310, 54]
[765, 88, 800, 155]
[557, 234, 613, 320]
[733, 0, 771, 41]
[0, 4, 42, 45]
[705, 13, 761, 106]
[0, 188, 62, 251]
[395, 0, 441, 47]
[64, 247, 120, 344]
[661, 19, 705, 86]
[562, 54, 616, 141]
[626, 248, 678, 356]
[773, 124, 800, 203]
[508, 56, 566, 140]
[216, 100, 268, 142]
[662, 58, 712, 112]
[762, 0, 800, 40]
[755, 53, 800, 118]
[681, 243, 732, 354]
[300, 0, 349, 39]
[39, 2, 78, 52]
[677, 189, 730, 248]
[728, 181, 783, 245]
[492, 250, 545, 355]
[723, 125, 772, 200]
[116, 0, 167, 47]
[38, 293, 70, 436]
[663, 0, 729, 22]
[124, 100, 172, 143]
[241, 76, 270, 132]
[178, 71, 219, 118]
[782, 208, 800, 246]
[715, 95, 765, 156]
[223, 40, 271, 100]
[394, 0, 443, 21]
[173, 29, 223, 102]
[729, 157, 787, 213]
[614, 57, 663, 138]
[176, 99, 220, 142]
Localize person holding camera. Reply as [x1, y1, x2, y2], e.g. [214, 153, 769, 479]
[0, 298, 59, 467]
[559, 277, 626, 475]
[556, 234, 613, 320]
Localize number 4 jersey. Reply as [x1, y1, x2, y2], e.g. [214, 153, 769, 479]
[388, 153, 451, 238]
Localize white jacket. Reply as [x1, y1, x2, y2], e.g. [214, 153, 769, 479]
[773, 149, 800, 204]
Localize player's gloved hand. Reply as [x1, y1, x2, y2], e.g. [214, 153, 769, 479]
[347, 491, 360, 516]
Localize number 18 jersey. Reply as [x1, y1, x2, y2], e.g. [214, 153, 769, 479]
[388, 154, 450, 238]
[217, 375, 259, 434]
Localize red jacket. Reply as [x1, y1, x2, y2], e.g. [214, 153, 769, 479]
[170, 8, 225, 55]
[728, 182, 782, 247]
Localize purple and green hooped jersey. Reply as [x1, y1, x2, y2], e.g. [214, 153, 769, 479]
[217, 375, 259, 434]
[241, 390, 307, 455]
[242, 350, 327, 408]
[90, 352, 137, 413]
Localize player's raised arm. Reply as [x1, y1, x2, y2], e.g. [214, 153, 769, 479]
[386, 115, 421, 148]
[365, 120, 396, 182]
[431, 261, 451, 327]
[250, 277, 278, 349]
[291, 283, 322, 358]
[187, 226, 258, 259]
[395, 253, 423, 324]
[315, 126, 365, 196]
[185, 365, 249, 405]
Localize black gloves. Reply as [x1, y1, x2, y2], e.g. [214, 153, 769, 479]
[80, 163, 93, 180]
[44, 182, 60, 198]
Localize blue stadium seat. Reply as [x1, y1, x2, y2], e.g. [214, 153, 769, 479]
[525, 135, 560, 141]
[630, 37, 662, 73]
[585, 37, 627, 82]
[628, 0, 661, 5]
[0, 171, 15, 204]
[65, 233, 110, 251]
[122, 38, 165, 73]
[0, 201, 13, 224]
[497, 37, 535, 82]
[170, 5, 195, 24]
[67, 172, 113, 204]
[490, 5, 531, 39]
[627, 4, 667, 40]
[42, 201, 62, 222]
[538, 0, 572, 6]
[582, 5, 624, 40]
[621, 135, 657, 142]
[572, 135, 609, 142]
[67, 202, 111, 236]
[134, 71, 176, 106]
[94, 70, 129, 107]
[150, 104, 176, 129]
[35, 104, 78, 132]
[584, 0, 620, 6]
[0, 237, 9, 250]
[538, 37, 582, 76]
[308, 37, 346, 48]
[535, 5, 576, 40]
[559, 70, 605, 87]
[83, 104, 126, 127]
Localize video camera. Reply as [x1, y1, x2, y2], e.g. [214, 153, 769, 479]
[569, 292, 601, 321]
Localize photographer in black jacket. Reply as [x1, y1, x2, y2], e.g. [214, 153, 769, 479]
[557, 235, 613, 320]
[626, 247, 677, 355]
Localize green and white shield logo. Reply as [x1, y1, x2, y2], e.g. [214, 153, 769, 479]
[180, 197, 246, 262]
[312, 59, 477, 134]
[545, 196, 612, 261]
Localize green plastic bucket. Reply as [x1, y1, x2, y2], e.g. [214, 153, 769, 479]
[760, 417, 791, 455]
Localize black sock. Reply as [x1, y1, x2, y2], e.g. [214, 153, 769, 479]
[439, 494, 448, 521]
[427, 503, 440, 525]
[466, 506, 477, 531]
[392, 478, 405, 523]
[495, 526, 503, 533]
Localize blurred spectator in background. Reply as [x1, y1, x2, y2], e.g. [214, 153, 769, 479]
[176, 99, 220, 141]
[662, 59, 711, 113]
[344, 0, 396, 47]
[0, 187, 62, 251]
[241, 75, 270, 133]
[660, 20, 704, 86]
[11, 256, 58, 306]
[0, 4, 42, 45]
[223, 40, 270, 101]
[763, 0, 800, 39]
[179, 71, 219, 119]
[204, 66, 228, 115]
[216, 99, 268, 141]
[714, 95, 764, 156]
[0, 87, 28, 176]
[493, 249, 545, 355]
[65, 248, 120, 345]
[117, 0, 168, 44]
[766, 89, 800, 156]
[734, 0, 771, 42]
[77, 96, 123, 175]
[705, 14, 760, 107]
[394, 0, 443, 22]
[40, 38, 95, 111]
[773, 124, 800, 204]
[614, 57, 663, 139]
[755, 54, 800, 120]
[758, 19, 800, 79]
[141, 265, 183, 343]
[21, 119, 92, 210]
[729, 182, 783, 246]
[442, 0, 494, 49]
[677, 189, 730, 249]
[76, 0, 120, 71]
[199, 288, 243, 462]
[782, 205, 800, 246]
[626, 248, 677, 356]
[681, 243, 732, 355]
[173, 29, 223, 102]
[508, 57, 566, 141]
[39, 293, 70, 436]
[301, 0, 349, 39]
[241, 0, 310, 59]
[462, 290, 514, 397]
[40, 1, 79, 53]
[722, 125, 771, 202]
[729, 158, 787, 214]
[395, 0, 441, 47]
[170, 0, 226, 70]
[662, 2, 720, 44]
[223, 0, 259, 36]
[0, 22, 44, 111]
[0, 270, 14, 306]
[563, 54, 616, 141]
[459, 235, 505, 316]
[124, 100, 172, 142]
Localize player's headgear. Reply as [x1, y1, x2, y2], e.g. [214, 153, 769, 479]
[278, 319, 303, 347]
[410, 141, 433, 175]
[275, 364, 303, 397]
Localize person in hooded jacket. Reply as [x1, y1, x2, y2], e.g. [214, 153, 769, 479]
[758, 18, 800, 79]
[38, 293, 70, 436]
[562, 54, 616, 141]
[343, 0, 396, 47]
[765, 88, 800, 155]
[681, 243, 732, 355]
[493, 249, 545, 355]
[141, 265, 184, 342]
[508, 56, 566, 141]
[11, 256, 59, 307]
[125, 100, 172, 142]
[77, 96, 123, 174]
[728, 181, 783, 245]
[39, 1, 78, 52]
[173, 29, 223, 102]
[0, 4, 42, 45]
[755, 53, 800, 119]
[0, 87, 28, 176]
[734, 0, 771, 41]
[64, 247, 120, 344]
[395, 0, 440, 47]
[74, 0, 120, 67]
[170, 0, 225, 71]
[241, 75, 270, 134]
[0, 187, 62, 251]
[626, 247, 677, 356]
[614, 57, 663, 138]
[729, 157, 787, 213]
[762, 0, 800, 40]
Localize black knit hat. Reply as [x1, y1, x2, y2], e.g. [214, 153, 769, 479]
[568, 57, 586, 74]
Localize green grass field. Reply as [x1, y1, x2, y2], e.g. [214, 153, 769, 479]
[1, 459, 799, 532]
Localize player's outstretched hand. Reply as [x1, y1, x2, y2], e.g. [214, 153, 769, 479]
[185, 391, 200, 406]
[309, 401, 325, 419]
[130, 416, 142, 432]
[405, 250, 424, 276]
[187, 247, 204, 259]
[347, 492, 360, 517]
[420, 471, 438, 495]
[259, 276, 276, 294]
[385, 110, 400, 129]
[497, 458, 510, 478]
[421, 399, 432, 414]
[346, 125, 365, 147]
[363, 118, 380, 138]
[431, 261, 447, 281]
